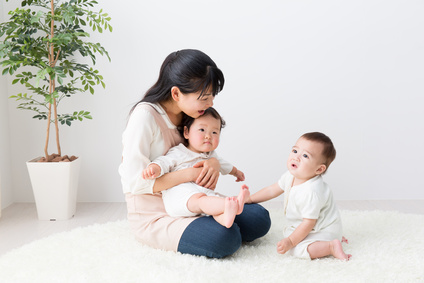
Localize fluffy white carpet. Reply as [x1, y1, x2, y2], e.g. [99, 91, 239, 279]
[0, 209, 423, 283]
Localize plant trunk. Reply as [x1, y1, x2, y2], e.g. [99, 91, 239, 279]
[54, 101, 61, 156]
[44, 103, 51, 161]
[44, 0, 62, 160]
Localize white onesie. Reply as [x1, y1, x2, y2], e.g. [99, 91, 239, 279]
[150, 143, 233, 217]
[278, 172, 343, 259]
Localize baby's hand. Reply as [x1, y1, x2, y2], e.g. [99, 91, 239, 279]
[233, 169, 245, 182]
[142, 164, 161, 179]
[277, 237, 294, 254]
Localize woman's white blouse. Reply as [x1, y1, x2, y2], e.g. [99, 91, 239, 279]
[119, 103, 177, 194]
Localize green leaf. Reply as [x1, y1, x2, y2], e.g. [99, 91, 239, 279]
[1, 0, 112, 128]
[30, 11, 42, 24]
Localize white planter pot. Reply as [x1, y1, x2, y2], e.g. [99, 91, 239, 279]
[26, 157, 81, 221]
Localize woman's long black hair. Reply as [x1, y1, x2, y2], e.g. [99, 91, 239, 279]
[131, 49, 224, 114]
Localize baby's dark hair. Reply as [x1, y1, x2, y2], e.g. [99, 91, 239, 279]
[300, 132, 336, 172]
[178, 107, 226, 146]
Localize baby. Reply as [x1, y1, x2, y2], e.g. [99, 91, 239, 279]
[248, 132, 351, 260]
[143, 107, 250, 228]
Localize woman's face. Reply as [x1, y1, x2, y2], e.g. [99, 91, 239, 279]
[174, 87, 214, 118]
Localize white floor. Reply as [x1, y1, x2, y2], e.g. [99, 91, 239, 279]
[1, 200, 423, 256]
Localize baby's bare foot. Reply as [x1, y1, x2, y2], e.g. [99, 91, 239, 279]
[223, 197, 238, 228]
[237, 184, 250, 214]
[330, 239, 351, 261]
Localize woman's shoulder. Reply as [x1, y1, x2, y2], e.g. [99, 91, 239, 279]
[126, 103, 160, 132]
[133, 102, 176, 129]
[133, 102, 158, 114]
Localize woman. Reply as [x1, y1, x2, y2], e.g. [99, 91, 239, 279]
[119, 49, 270, 258]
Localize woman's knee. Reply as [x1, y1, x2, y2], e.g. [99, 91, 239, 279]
[252, 204, 271, 234]
[178, 216, 242, 258]
[209, 224, 242, 258]
[235, 204, 271, 242]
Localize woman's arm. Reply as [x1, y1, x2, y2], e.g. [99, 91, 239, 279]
[151, 148, 221, 192]
[152, 167, 201, 193]
[119, 107, 158, 195]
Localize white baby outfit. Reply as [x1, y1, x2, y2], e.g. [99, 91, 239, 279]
[150, 143, 233, 217]
[278, 172, 343, 259]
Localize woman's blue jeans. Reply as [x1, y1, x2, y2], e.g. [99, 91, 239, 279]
[177, 203, 271, 258]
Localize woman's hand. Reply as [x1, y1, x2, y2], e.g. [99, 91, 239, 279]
[193, 158, 220, 189]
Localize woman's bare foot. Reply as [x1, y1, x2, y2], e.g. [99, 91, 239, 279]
[236, 184, 250, 214]
[330, 239, 351, 261]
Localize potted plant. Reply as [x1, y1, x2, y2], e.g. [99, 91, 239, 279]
[0, 0, 112, 220]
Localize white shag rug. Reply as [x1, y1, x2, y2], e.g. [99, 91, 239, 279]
[0, 209, 423, 283]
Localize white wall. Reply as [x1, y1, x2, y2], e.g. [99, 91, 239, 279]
[2, 0, 423, 203]
[0, 0, 13, 210]
[0, 70, 13, 210]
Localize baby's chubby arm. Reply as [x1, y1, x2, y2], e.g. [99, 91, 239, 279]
[229, 166, 245, 182]
[142, 163, 161, 179]
[277, 218, 317, 254]
[247, 182, 284, 203]
[142, 147, 180, 180]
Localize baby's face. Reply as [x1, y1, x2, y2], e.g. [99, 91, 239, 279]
[184, 114, 221, 153]
[287, 137, 326, 184]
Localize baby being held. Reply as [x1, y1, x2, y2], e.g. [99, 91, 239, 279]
[143, 107, 250, 228]
[248, 132, 351, 260]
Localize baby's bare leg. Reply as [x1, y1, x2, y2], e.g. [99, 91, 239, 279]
[187, 194, 238, 228]
[212, 197, 238, 228]
[307, 239, 351, 261]
[187, 193, 224, 215]
[237, 184, 250, 215]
